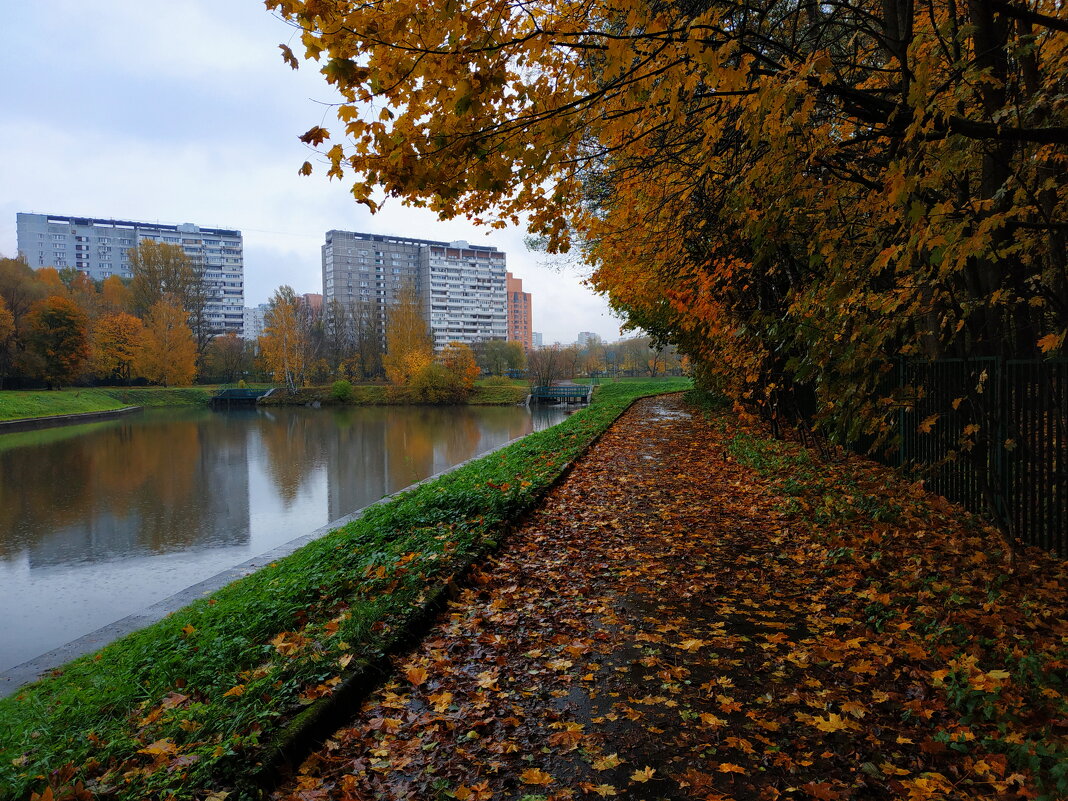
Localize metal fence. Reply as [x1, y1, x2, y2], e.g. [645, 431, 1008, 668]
[893, 358, 1067, 555]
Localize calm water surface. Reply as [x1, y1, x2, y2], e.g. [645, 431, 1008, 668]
[0, 404, 567, 670]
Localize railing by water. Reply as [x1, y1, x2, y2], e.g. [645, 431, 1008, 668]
[529, 385, 593, 404]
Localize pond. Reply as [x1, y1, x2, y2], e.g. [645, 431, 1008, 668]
[0, 403, 567, 672]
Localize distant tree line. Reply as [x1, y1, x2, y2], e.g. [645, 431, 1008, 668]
[0, 247, 211, 389]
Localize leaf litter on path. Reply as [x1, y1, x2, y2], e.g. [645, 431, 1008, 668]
[273, 394, 1067, 801]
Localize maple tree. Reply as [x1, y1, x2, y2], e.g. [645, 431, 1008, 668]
[272, 0, 1067, 450]
[23, 296, 91, 388]
[383, 281, 433, 386]
[137, 299, 197, 387]
[92, 312, 145, 384]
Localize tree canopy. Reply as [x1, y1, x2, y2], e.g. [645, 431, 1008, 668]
[273, 0, 1067, 442]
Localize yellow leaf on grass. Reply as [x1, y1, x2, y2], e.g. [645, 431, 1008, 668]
[138, 738, 178, 756]
[222, 684, 245, 697]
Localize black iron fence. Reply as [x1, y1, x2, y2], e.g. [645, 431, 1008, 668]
[892, 358, 1067, 555]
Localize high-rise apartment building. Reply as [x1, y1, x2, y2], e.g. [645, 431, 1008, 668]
[243, 303, 270, 341]
[16, 212, 245, 334]
[322, 230, 508, 348]
[506, 272, 533, 350]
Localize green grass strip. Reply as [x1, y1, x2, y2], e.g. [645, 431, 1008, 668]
[0, 378, 689, 800]
[0, 389, 129, 421]
[0, 387, 212, 422]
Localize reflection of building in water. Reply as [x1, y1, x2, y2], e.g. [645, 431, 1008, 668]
[2, 413, 252, 570]
[326, 411, 402, 521]
[325, 407, 550, 523]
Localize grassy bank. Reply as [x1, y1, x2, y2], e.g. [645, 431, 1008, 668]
[0, 389, 129, 421]
[0, 387, 212, 422]
[0, 378, 689, 800]
[259, 381, 529, 407]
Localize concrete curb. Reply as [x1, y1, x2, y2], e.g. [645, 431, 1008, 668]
[0, 405, 142, 434]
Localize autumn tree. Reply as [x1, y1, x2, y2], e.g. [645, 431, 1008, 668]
[138, 299, 197, 387]
[527, 346, 563, 388]
[383, 281, 433, 385]
[0, 296, 14, 388]
[128, 240, 210, 355]
[260, 285, 310, 391]
[203, 332, 251, 384]
[476, 339, 525, 376]
[36, 267, 70, 299]
[92, 313, 145, 384]
[101, 275, 133, 314]
[0, 257, 45, 333]
[275, 0, 1067, 442]
[24, 296, 91, 388]
[438, 342, 480, 388]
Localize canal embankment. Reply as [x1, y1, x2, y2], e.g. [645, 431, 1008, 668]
[258, 381, 529, 407]
[0, 379, 689, 801]
[0, 387, 213, 426]
[0, 381, 530, 430]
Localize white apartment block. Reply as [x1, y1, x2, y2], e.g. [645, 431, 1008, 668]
[16, 212, 245, 335]
[243, 304, 270, 341]
[322, 230, 507, 349]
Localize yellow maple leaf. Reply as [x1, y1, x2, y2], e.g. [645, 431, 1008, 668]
[813, 713, 853, 733]
[717, 763, 746, 774]
[138, 738, 178, 756]
[222, 684, 245, 698]
[1037, 332, 1064, 353]
[519, 768, 553, 785]
[405, 666, 429, 686]
[593, 753, 623, 771]
[631, 766, 656, 783]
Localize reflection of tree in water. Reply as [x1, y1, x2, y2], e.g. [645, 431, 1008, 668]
[0, 412, 252, 565]
[439, 408, 482, 468]
[385, 410, 436, 490]
[257, 411, 326, 507]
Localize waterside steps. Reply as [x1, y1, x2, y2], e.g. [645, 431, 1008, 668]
[209, 387, 275, 409]
[528, 384, 593, 405]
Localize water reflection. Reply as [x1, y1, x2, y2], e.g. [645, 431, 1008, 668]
[0, 403, 566, 670]
[0, 412, 251, 567]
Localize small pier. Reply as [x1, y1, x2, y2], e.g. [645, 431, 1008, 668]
[209, 387, 274, 408]
[529, 384, 593, 405]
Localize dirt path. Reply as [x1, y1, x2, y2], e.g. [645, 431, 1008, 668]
[273, 394, 1064, 801]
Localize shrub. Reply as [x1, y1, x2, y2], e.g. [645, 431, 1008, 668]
[482, 375, 514, 387]
[331, 379, 354, 402]
[411, 363, 469, 403]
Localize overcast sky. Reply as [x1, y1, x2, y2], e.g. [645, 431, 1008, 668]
[0, 1, 628, 345]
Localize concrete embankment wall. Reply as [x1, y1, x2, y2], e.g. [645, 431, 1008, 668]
[0, 406, 142, 434]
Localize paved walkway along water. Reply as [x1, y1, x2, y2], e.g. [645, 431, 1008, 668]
[272, 394, 1066, 800]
